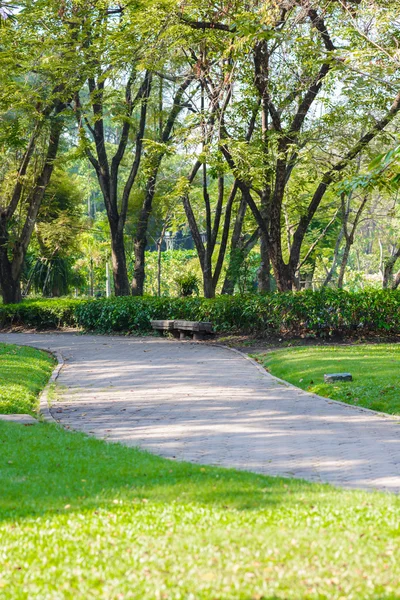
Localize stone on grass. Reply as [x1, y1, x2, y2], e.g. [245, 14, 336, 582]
[324, 373, 353, 383]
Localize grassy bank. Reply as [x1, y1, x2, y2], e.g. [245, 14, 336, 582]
[0, 421, 399, 599]
[253, 344, 400, 414]
[0, 343, 55, 414]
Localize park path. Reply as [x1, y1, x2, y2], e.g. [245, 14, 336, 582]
[1, 332, 400, 493]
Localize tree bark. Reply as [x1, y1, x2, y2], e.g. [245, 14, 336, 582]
[111, 226, 131, 296]
[382, 244, 400, 288]
[203, 255, 215, 298]
[337, 194, 368, 289]
[131, 73, 194, 295]
[78, 70, 152, 296]
[0, 257, 22, 304]
[258, 234, 271, 292]
[0, 107, 64, 304]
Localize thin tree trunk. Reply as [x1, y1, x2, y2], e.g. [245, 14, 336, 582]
[111, 226, 131, 296]
[131, 73, 194, 295]
[78, 71, 152, 297]
[338, 194, 368, 289]
[157, 243, 162, 297]
[258, 234, 271, 292]
[323, 229, 343, 286]
[382, 244, 400, 288]
[156, 221, 168, 297]
[337, 244, 352, 289]
[222, 191, 248, 294]
[0, 107, 64, 304]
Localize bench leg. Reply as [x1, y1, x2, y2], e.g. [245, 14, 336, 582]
[193, 332, 205, 341]
[179, 331, 189, 340]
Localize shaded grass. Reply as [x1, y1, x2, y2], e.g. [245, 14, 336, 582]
[1, 421, 400, 599]
[0, 343, 55, 414]
[253, 344, 400, 415]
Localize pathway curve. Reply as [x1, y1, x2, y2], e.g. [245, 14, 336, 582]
[1, 332, 400, 493]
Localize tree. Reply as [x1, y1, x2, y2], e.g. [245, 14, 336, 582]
[24, 170, 85, 296]
[0, 0, 90, 302]
[75, 20, 153, 296]
[180, 0, 400, 291]
[131, 72, 195, 295]
[0, 105, 65, 303]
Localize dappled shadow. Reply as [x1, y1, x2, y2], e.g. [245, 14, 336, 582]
[0, 420, 326, 524]
[0, 332, 400, 494]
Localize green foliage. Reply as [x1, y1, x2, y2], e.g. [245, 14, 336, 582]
[0, 343, 55, 414]
[175, 272, 200, 296]
[255, 344, 400, 415]
[0, 298, 82, 329]
[144, 249, 201, 296]
[1, 290, 400, 336]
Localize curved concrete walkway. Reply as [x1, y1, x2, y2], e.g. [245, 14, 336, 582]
[1, 332, 400, 493]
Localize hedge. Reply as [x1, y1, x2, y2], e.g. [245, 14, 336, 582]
[1, 289, 400, 337]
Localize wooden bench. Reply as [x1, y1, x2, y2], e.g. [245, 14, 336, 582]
[174, 320, 214, 341]
[150, 320, 179, 337]
[150, 319, 214, 341]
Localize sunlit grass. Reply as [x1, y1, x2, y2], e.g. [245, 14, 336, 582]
[253, 344, 400, 414]
[0, 343, 55, 414]
[1, 421, 400, 599]
[1, 341, 399, 598]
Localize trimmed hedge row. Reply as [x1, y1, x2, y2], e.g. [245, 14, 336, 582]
[1, 289, 400, 336]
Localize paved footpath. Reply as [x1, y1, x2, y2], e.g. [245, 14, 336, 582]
[2, 332, 400, 493]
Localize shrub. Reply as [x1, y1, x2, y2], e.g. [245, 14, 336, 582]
[0, 298, 83, 329]
[0, 290, 399, 337]
[175, 273, 200, 297]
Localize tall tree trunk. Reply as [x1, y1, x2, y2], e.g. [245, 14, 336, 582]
[382, 244, 400, 288]
[0, 253, 22, 304]
[111, 227, 131, 296]
[323, 229, 343, 286]
[337, 194, 368, 289]
[203, 254, 215, 298]
[337, 243, 351, 289]
[78, 71, 153, 298]
[131, 74, 194, 296]
[132, 237, 146, 296]
[221, 191, 248, 295]
[257, 234, 271, 292]
[0, 107, 64, 304]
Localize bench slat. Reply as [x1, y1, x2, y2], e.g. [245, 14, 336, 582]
[174, 320, 213, 332]
[150, 320, 175, 330]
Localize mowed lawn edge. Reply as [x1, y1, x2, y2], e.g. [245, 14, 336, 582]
[252, 343, 400, 415]
[1, 420, 400, 599]
[0, 343, 56, 414]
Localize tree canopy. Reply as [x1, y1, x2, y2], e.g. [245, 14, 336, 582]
[1, 0, 400, 302]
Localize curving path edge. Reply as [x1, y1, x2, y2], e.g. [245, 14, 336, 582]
[1, 332, 400, 493]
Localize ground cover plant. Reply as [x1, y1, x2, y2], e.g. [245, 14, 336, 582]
[0, 343, 55, 414]
[0, 420, 399, 600]
[253, 344, 400, 415]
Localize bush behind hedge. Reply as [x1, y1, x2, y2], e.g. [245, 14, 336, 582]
[1, 289, 399, 336]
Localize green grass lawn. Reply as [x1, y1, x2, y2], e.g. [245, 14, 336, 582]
[253, 344, 400, 415]
[1, 341, 400, 598]
[0, 343, 55, 414]
[0, 421, 400, 599]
